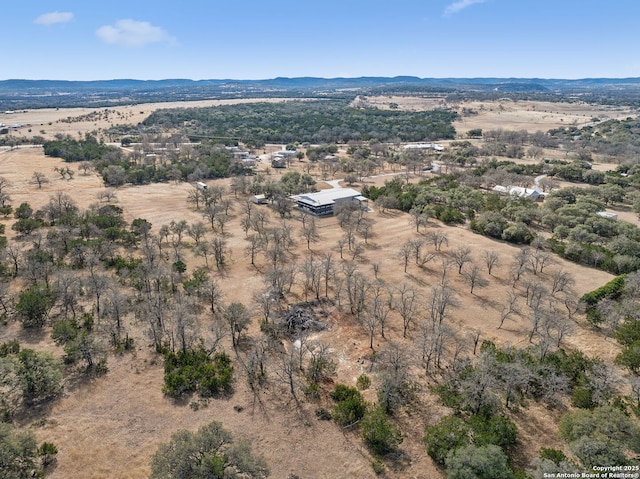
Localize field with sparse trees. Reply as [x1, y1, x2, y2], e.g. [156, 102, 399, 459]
[1, 94, 640, 479]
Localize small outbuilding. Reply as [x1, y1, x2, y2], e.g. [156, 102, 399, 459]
[271, 156, 286, 168]
[596, 211, 618, 220]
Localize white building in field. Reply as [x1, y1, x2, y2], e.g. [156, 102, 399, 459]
[275, 149, 298, 157]
[596, 211, 618, 220]
[492, 185, 544, 201]
[403, 143, 445, 152]
[291, 188, 368, 216]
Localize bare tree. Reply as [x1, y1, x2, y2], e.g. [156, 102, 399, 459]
[275, 346, 300, 402]
[202, 203, 218, 230]
[428, 230, 449, 251]
[78, 162, 94, 175]
[408, 238, 424, 265]
[498, 290, 520, 329]
[524, 278, 547, 308]
[345, 267, 369, 320]
[54, 269, 80, 319]
[397, 283, 418, 338]
[224, 302, 251, 348]
[321, 252, 334, 297]
[336, 238, 347, 260]
[32, 171, 49, 189]
[102, 282, 131, 341]
[450, 246, 472, 274]
[167, 298, 199, 354]
[300, 213, 320, 249]
[357, 217, 374, 244]
[0, 178, 10, 207]
[343, 227, 356, 252]
[482, 250, 500, 276]
[194, 241, 211, 267]
[86, 253, 109, 316]
[188, 221, 208, 247]
[305, 341, 336, 385]
[399, 241, 412, 273]
[97, 189, 118, 203]
[416, 319, 453, 374]
[203, 279, 224, 315]
[377, 342, 412, 413]
[241, 338, 269, 395]
[254, 288, 277, 324]
[463, 264, 488, 294]
[510, 248, 530, 284]
[370, 283, 391, 338]
[361, 309, 381, 349]
[529, 248, 553, 275]
[245, 234, 262, 266]
[215, 213, 230, 235]
[460, 352, 500, 414]
[169, 219, 189, 259]
[211, 235, 228, 270]
[300, 255, 322, 301]
[427, 284, 457, 326]
[350, 242, 365, 261]
[265, 263, 297, 299]
[410, 207, 430, 233]
[549, 269, 575, 296]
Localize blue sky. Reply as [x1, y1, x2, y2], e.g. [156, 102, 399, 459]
[4, 1, 640, 80]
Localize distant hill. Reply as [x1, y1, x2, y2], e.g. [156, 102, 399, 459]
[2, 76, 640, 109]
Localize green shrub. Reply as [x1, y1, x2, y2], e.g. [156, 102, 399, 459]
[581, 275, 626, 306]
[501, 222, 535, 244]
[445, 444, 514, 479]
[0, 339, 20, 357]
[331, 384, 367, 427]
[571, 386, 595, 409]
[15, 285, 54, 328]
[163, 348, 234, 398]
[361, 406, 402, 455]
[615, 320, 640, 346]
[468, 415, 518, 451]
[356, 374, 371, 391]
[539, 447, 568, 466]
[559, 405, 640, 468]
[424, 415, 471, 465]
[38, 441, 58, 467]
[615, 341, 640, 374]
[430, 382, 464, 411]
[198, 353, 233, 397]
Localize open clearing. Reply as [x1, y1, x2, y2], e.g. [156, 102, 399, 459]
[0, 98, 634, 478]
[357, 95, 636, 134]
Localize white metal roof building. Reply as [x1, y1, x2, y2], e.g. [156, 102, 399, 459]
[492, 185, 544, 200]
[403, 143, 445, 151]
[291, 188, 367, 216]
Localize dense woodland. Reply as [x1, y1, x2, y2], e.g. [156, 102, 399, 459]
[141, 100, 458, 146]
[5, 97, 640, 478]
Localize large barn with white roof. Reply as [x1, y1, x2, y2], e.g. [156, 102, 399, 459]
[291, 188, 368, 216]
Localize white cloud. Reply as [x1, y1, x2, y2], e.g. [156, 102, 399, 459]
[34, 11, 74, 26]
[96, 19, 175, 47]
[444, 0, 488, 16]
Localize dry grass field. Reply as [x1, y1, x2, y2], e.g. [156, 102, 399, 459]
[357, 95, 636, 134]
[2, 98, 303, 142]
[0, 98, 633, 478]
